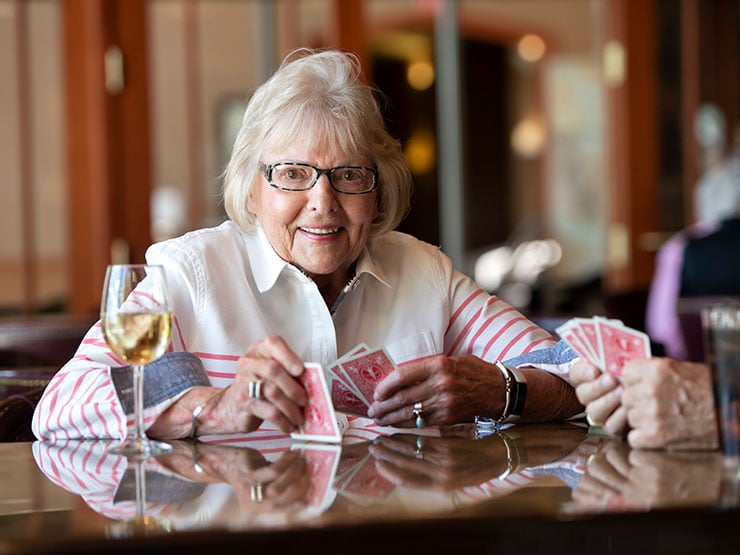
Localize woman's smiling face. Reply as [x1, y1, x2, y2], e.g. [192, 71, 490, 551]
[248, 143, 378, 289]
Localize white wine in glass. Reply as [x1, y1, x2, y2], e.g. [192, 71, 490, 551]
[101, 264, 173, 459]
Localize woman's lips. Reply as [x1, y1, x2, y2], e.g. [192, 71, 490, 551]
[299, 226, 341, 235]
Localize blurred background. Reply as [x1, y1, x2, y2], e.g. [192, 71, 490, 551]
[1, 0, 738, 348]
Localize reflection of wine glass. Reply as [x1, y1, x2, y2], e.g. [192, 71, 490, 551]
[101, 264, 173, 459]
[106, 458, 172, 538]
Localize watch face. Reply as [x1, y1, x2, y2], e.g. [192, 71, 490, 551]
[694, 103, 726, 148]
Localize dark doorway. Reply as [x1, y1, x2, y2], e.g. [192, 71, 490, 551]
[371, 37, 511, 252]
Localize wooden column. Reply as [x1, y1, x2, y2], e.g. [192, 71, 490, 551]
[332, 0, 370, 77]
[63, 0, 152, 316]
[603, 0, 659, 292]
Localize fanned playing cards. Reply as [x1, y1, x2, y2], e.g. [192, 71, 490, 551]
[291, 346, 398, 445]
[325, 344, 397, 417]
[556, 316, 651, 378]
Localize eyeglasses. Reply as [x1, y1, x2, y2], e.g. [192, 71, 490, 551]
[259, 162, 378, 194]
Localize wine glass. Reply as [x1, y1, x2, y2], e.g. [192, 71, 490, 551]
[101, 264, 174, 459]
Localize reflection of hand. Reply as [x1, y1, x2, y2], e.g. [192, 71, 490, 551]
[369, 433, 508, 490]
[571, 442, 725, 511]
[368, 424, 586, 491]
[159, 442, 311, 513]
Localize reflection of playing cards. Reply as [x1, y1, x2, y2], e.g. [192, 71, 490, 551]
[292, 363, 342, 443]
[326, 345, 397, 417]
[557, 316, 651, 378]
[333, 441, 396, 504]
[291, 443, 341, 510]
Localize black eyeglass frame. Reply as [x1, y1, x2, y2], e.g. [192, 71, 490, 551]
[258, 162, 378, 195]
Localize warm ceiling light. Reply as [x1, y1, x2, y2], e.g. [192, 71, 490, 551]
[517, 34, 546, 63]
[407, 60, 435, 91]
[511, 113, 546, 159]
[404, 129, 435, 174]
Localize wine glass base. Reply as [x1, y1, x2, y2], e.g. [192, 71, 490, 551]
[110, 437, 173, 460]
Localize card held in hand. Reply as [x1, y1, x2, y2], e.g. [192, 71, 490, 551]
[325, 344, 397, 416]
[557, 316, 651, 378]
[338, 347, 396, 405]
[595, 318, 651, 377]
[292, 363, 342, 444]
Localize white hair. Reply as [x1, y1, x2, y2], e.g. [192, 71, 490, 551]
[222, 48, 413, 238]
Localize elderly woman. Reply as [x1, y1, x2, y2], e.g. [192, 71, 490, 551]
[33, 49, 582, 442]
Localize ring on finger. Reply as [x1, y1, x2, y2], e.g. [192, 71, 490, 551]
[413, 401, 426, 429]
[250, 483, 264, 503]
[248, 380, 263, 400]
[586, 414, 604, 427]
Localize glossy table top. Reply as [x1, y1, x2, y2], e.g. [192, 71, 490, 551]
[2, 421, 740, 554]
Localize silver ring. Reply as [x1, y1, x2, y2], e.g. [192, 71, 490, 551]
[413, 401, 425, 429]
[250, 483, 264, 503]
[248, 380, 263, 399]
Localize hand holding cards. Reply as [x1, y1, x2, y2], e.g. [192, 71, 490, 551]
[556, 316, 651, 378]
[290, 345, 397, 445]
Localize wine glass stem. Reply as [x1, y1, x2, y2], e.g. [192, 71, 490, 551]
[132, 364, 146, 442]
[135, 459, 146, 517]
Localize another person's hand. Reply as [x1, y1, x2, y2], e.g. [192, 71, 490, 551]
[367, 355, 500, 427]
[620, 358, 718, 450]
[571, 357, 719, 451]
[570, 359, 625, 435]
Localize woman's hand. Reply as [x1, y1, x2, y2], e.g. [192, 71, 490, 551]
[222, 335, 308, 433]
[570, 359, 626, 436]
[369, 354, 581, 428]
[367, 355, 501, 427]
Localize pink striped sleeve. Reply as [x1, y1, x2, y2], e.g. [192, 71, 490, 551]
[445, 286, 555, 361]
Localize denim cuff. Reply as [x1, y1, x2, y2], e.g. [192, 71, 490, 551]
[110, 351, 211, 415]
[503, 339, 577, 367]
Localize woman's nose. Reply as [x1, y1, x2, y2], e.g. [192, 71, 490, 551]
[306, 173, 339, 211]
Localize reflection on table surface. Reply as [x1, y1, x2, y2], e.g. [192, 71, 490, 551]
[2, 421, 740, 553]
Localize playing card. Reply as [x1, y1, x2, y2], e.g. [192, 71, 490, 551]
[571, 318, 603, 368]
[327, 360, 365, 400]
[338, 347, 396, 405]
[555, 320, 603, 368]
[328, 375, 370, 417]
[558, 316, 651, 378]
[292, 363, 342, 443]
[595, 318, 651, 377]
[325, 343, 370, 401]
